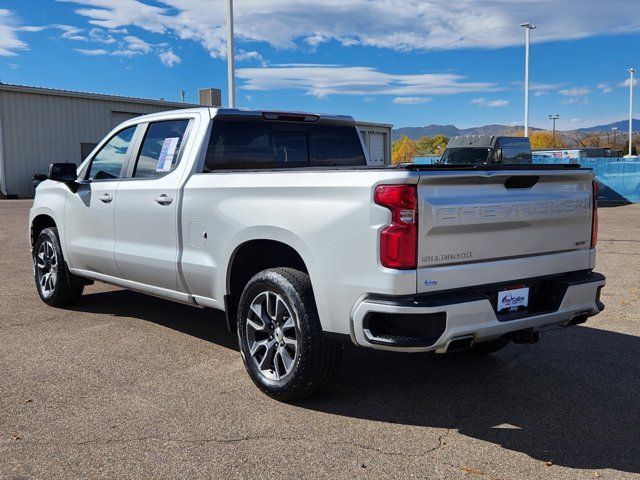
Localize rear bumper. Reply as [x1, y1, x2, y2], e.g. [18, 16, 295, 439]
[350, 271, 605, 353]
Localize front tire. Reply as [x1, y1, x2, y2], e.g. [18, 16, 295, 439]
[237, 268, 342, 401]
[33, 227, 84, 307]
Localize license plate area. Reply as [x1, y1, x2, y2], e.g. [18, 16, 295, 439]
[497, 285, 529, 313]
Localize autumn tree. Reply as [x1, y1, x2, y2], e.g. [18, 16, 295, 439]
[392, 135, 418, 164]
[579, 134, 602, 148]
[529, 131, 566, 149]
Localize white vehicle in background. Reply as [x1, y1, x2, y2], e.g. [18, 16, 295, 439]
[29, 107, 605, 400]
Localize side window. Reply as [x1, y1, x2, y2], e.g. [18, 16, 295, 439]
[133, 119, 190, 179]
[86, 126, 137, 180]
[308, 125, 366, 166]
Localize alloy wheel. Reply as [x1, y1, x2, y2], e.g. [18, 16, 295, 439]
[245, 291, 299, 381]
[36, 240, 58, 298]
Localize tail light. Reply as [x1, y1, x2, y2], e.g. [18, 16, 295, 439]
[591, 180, 599, 248]
[374, 185, 417, 269]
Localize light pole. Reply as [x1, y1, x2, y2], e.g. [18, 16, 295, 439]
[226, 0, 236, 108]
[612, 127, 617, 147]
[520, 22, 536, 137]
[628, 68, 635, 156]
[549, 114, 559, 147]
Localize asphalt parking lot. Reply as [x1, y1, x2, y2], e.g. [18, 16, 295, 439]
[1, 200, 639, 479]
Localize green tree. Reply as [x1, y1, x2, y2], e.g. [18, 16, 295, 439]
[429, 134, 449, 155]
[416, 136, 432, 156]
[416, 134, 449, 155]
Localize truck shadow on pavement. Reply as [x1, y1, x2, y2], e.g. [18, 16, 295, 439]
[74, 289, 239, 351]
[75, 289, 639, 474]
[306, 327, 640, 474]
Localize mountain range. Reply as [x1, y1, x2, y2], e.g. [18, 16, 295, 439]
[392, 119, 640, 141]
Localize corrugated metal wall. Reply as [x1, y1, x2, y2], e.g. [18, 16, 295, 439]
[0, 90, 187, 197]
[357, 123, 392, 166]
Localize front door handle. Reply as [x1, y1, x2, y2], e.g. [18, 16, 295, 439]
[154, 194, 173, 205]
[99, 193, 113, 203]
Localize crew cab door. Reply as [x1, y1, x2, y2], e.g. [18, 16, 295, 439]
[113, 117, 195, 291]
[64, 125, 140, 275]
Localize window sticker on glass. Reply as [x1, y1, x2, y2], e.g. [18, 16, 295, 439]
[157, 137, 180, 172]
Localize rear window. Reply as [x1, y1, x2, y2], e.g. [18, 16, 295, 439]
[203, 118, 366, 171]
[440, 148, 491, 165]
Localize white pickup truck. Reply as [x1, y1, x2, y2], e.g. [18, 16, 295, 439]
[29, 108, 605, 400]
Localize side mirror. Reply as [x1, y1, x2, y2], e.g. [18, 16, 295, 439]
[48, 163, 78, 182]
[492, 148, 503, 163]
[48, 163, 79, 192]
[32, 173, 48, 189]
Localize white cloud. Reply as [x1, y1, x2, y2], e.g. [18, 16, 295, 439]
[393, 96, 432, 105]
[570, 118, 582, 123]
[74, 48, 109, 55]
[56, 24, 88, 41]
[471, 97, 509, 107]
[559, 87, 590, 97]
[558, 86, 589, 105]
[122, 35, 151, 53]
[19, 25, 48, 32]
[619, 77, 639, 87]
[57, 0, 640, 58]
[0, 9, 28, 56]
[89, 27, 116, 44]
[561, 97, 589, 106]
[235, 49, 266, 66]
[236, 64, 496, 98]
[597, 83, 612, 94]
[158, 48, 181, 67]
[111, 34, 152, 55]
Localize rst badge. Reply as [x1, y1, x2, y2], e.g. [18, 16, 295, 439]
[497, 287, 529, 312]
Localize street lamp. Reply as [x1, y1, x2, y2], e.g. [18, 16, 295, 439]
[628, 68, 635, 156]
[226, 0, 236, 108]
[549, 114, 559, 147]
[520, 22, 536, 137]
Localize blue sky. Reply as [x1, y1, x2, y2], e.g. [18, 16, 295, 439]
[1, 0, 640, 130]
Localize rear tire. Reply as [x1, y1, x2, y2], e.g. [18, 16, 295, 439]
[33, 227, 84, 307]
[237, 268, 342, 401]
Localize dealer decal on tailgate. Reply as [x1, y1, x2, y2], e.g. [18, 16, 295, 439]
[497, 287, 530, 312]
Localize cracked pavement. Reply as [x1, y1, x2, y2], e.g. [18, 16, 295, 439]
[1, 200, 639, 479]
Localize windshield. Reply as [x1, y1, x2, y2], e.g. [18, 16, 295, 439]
[440, 148, 491, 165]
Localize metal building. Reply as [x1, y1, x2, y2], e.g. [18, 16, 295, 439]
[0, 83, 392, 197]
[0, 84, 221, 198]
[357, 121, 392, 167]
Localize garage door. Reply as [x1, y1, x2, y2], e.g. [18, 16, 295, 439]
[369, 132, 385, 166]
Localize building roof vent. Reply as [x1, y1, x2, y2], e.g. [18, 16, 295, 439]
[198, 88, 222, 107]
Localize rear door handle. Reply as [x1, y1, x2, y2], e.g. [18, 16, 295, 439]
[154, 194, 173, 205]
[99, 193, 113, 203]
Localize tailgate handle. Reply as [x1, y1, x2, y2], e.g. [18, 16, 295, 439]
[504, 176, 539, 189]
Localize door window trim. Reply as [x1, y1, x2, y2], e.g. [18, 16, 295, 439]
[121, 117, 194, 181]
[80, 124, 145, 182]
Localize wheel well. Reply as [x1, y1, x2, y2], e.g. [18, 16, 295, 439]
[225, 240, 309, 331]
[31, 215, 56, 247]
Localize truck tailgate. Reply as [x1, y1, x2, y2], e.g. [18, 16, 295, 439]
[416, 169, 595, 294]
